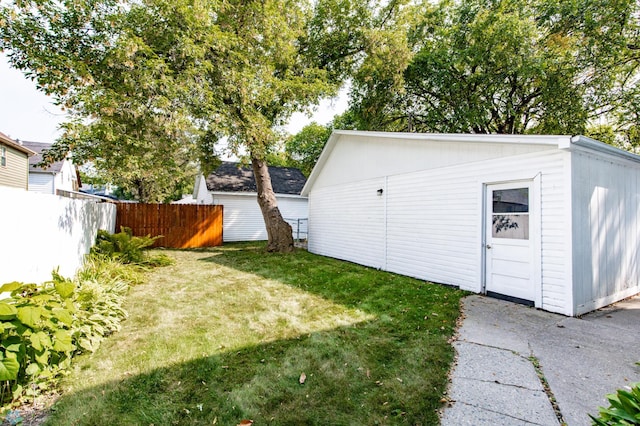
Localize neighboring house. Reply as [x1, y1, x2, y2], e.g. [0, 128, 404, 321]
[194, 162, 308, 242]
[22, 141, 79, 195]
[0, 131, 36, 190]
[302, 130, 640, 317]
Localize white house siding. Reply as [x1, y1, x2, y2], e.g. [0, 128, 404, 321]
[55, 160, 78, 192]
[571, 148, 640, 315]
[308, 147, 572, 315]
[212, 193, 308, 242]
[308, 178, 386, 269]
[311, 134, 556, 191]
[28, 173, 54, 194]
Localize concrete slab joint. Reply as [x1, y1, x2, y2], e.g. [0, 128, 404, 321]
[440, 294, 640, 426]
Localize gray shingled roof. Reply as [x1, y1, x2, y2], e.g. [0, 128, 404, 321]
[205, 162, 307, 195]
[21, 141, 65, 174]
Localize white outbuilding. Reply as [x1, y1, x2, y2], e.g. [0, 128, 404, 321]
[301, 131, 640, 316]
[194, 162, 308, 242]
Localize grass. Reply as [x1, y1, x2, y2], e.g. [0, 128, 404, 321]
[45, 242, 465, 425]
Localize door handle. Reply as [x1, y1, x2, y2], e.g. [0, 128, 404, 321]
[486, 244, 492, 249]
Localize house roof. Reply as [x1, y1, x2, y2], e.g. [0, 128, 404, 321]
[301, 131, 640, 196]
[205, 162, 307, 195]
[20, 141, 66, 174]
[0, 132, 36, 156]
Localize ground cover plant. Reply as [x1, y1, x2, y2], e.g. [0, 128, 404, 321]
[0, 228, 172, 423]
[46, 243, 465, 425]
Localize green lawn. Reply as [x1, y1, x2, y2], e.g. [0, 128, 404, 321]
[46, 243, 465, 425]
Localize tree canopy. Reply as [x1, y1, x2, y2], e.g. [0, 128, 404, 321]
[1, 0, 406, 250]
[347, 0, 640, 141]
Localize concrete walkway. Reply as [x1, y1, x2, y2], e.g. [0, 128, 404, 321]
[440, 295, 640, 426]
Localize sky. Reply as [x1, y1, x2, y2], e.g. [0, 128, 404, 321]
[0, 53, 349, 144]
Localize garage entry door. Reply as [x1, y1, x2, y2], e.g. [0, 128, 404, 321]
[485, 181, 538, 305]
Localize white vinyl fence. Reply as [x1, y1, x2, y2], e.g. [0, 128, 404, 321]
[0, 187, 116, 285]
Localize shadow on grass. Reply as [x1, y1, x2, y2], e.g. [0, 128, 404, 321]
[47, 244, 465, 425]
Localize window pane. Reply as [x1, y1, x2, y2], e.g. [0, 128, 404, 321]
[492, 214, 529, 239]
[493, 188, 529, 213]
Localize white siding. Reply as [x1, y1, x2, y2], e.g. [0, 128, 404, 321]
[571, 149, 640, 315]
[212, 193, 308, 242]
[28, 173, 54, 194]
[54, 160, 78, 192]
[308, 148, 572, 315]
[311, 134, 557, 191]
[308, 178, 386, 269]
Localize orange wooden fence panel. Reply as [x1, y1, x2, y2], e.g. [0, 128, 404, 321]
[115, 204, 223, 248]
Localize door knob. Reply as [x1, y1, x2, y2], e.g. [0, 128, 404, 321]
[486, 244, 492, 249]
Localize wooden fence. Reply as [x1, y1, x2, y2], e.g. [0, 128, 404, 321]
[115, 204, 223, 248]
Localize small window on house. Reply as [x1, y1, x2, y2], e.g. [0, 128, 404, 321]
[492, 188, 529, 239]
[0, 146, 6, 167]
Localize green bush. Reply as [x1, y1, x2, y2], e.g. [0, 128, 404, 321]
[0, 272, 131, 407]
[0, 276, 78, 405]
[91, 227, 172, 267]
[591, 382, 640, 425]
[92, 226, 158, 263]
[0, 229, 172, 410]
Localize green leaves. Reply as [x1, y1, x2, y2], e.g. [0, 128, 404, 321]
[54, 280, 75, 300]
[29, 332, 52, 352]
[0, 354, 20, 381]
[16, 306, 42, 329]
[344, 0, 640, 142]
[0, 264, 132, 405]
[52, 330, 75, 353]
[591, 382, 640, 425]
[0, 302, 17, 320]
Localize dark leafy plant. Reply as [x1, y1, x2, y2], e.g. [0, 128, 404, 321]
[0, 272, 130, 407]
[92, 227, 162, 264]
[591, 382, 640, 425]
[0, 276, 77, 406]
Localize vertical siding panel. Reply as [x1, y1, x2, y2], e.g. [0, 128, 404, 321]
[569, 150, 640, 314]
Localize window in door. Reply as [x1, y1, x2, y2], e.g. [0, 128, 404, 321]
[492, 188, 529, 239]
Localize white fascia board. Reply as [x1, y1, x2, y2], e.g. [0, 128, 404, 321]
[301, 130, 572, 196]
[570, 135, 640, 164]
[210, 191, 308, 200]
[335, 130, 571, 146]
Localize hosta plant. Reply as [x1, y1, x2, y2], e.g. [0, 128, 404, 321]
[591, 382, 640, 425]
[0, 277, 77, 405]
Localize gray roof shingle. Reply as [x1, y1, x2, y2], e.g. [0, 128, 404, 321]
[21, 141, 65, 174]
[205, 162, 306, 195]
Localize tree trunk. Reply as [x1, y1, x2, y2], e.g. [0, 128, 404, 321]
[251, 157, 294, 253]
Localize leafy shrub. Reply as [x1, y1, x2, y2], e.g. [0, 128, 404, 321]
[91, 227, 172, 267]
[591, 382, 640, 425]
[0, 276, 78, 405]
[0, 229, 173, 411]
[0, 272, 131, 407]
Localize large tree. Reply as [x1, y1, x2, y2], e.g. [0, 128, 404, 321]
[349, 0, 640, 138]
[1, 0, 404, 251]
